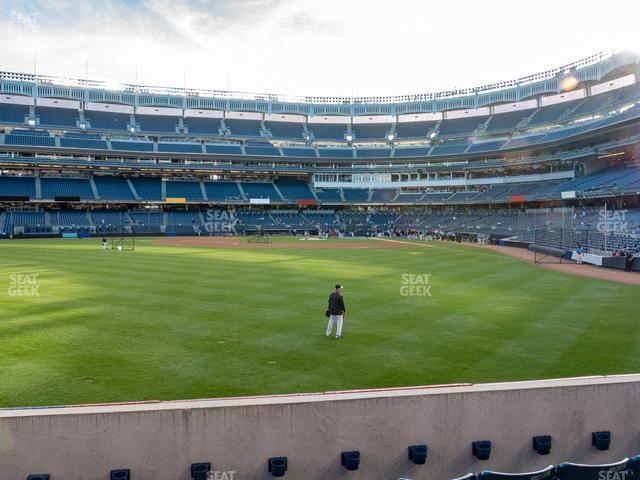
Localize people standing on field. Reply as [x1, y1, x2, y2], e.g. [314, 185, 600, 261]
[326, 284, 346, 339]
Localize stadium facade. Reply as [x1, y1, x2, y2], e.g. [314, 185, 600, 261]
[0, 50, 639, 255]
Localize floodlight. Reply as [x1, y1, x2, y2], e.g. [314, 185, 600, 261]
[560, 75, 579, 92]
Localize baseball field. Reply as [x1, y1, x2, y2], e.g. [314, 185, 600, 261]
[0, 236, 639, 408]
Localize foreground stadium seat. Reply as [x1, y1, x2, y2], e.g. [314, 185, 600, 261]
[477, 465, 554, 479]
[450, 474, 476, 480]
[556, 458, 629, 480]
[26, 476, 50, 480]
[628, 456, 640, 477]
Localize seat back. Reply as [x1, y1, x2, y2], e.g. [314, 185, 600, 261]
[556, 458, 630, 480]
[478, 465, 554, 479]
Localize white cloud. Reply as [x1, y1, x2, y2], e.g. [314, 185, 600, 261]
[0, 0, 638, 98]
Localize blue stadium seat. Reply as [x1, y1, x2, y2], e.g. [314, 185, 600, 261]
[539, 125, 584, 144]
[0, 103, 30, 124]
[447, 191, 480, 202]
[5, 211, 46, 230]
[275, 179, 314, 201]
[342, 189, 369, 202]
[60, 137, 108, 149]
[394, 146, 432, 157]
[477, 465, 555, 479]
[166, 181, 203, 200]
[438, 115, 489, 136]
[5, 134, 55, 147]
[485, 109, 535, 132]
[315, 188, 342, 202]
[556, 458, 630, 480]
[308, 123, 347, 140]
[351, 122, 391, 140]
[205, 144, 243, 155]
[63, 132, 102, 139]
[528, 99, 583, 126]
[318, 148, 353, 158]
[185, 117, 222, 135]
[501, 134, 546, 150]
[204, 182, 243, 201]
[466, 139, 507, 153]
[281, 147, 316, 157]
[11, 129, 50, 136]
[225, 118, 262, 137]
[244, 142, 280, 156]
[430, 140, 469, 156]
[130, 177, 162, 200]
[91, 210, 130, 227]
[0, 176, 36, 197]
[264, 121, 305, 139]
[111, 140, 154, 152]
[449, 474, 476, 480]
[94, 176, 136, 200]
[628, 456, 640, 477]
[35, 106, 78, 127]
[422, 192, 454, 202]
[370, 189, 396, 202]
[166, 211, 201, 226]
[49, 210, 90, 227]
[41, 178, 94, 199]
[241, 182, 280, 199]
[157, 142, 202, 153]
[130, 211, 163, 226]
[393, 192, 422, 203]
[356, 148, 391, 158]
[137, 114, 179, 133]
[569, 91, 614, 118]
[304, 210, 340, 226]
[84, 111, 130, 131]
[395, 120, 437, 139]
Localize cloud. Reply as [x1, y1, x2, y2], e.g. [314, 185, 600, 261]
[0, 0, 637, 97]
[280, 10, 345, 36]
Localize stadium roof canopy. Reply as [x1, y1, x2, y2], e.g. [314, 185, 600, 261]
[1, 51, 638, 116]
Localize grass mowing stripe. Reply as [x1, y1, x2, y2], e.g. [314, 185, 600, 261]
[0, 238, 638, 407]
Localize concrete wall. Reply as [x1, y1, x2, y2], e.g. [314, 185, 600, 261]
[1, 375, 640, 479]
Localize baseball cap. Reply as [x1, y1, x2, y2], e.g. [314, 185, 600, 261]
[335, 284, 343, 289]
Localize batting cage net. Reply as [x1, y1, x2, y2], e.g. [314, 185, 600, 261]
[111, 237, 136, 251]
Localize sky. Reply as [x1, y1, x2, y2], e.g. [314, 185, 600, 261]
[0, 0, 639, 98]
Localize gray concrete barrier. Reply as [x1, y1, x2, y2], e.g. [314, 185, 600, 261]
[1, 375, 640, 479]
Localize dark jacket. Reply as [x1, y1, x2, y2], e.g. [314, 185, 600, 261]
[328, 291, 346, 315]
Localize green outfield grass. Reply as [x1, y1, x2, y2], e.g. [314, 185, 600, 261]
[0, 237, 639, 408]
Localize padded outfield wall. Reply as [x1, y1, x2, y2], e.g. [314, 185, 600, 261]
[0, 375, 639, 479]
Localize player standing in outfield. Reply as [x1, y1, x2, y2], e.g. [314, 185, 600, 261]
[102, 238, 108, 251]
[326, 284, 346, 339]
